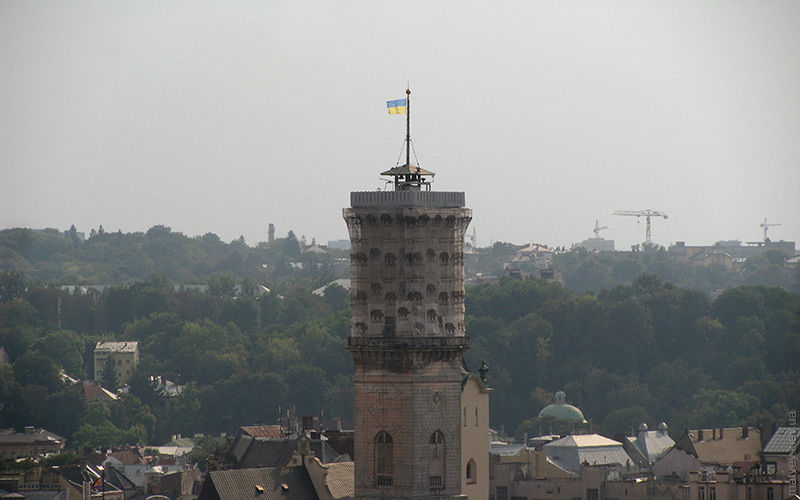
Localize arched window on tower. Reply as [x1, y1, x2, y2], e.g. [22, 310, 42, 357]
[375, 431, 393, 486]
[466, 458, 477, 484]
[429, 431, 445, 490]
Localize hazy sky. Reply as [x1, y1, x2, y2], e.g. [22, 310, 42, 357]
[2, 1, 799, 250]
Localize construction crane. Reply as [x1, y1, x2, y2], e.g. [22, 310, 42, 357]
[592, 220, 608, 239]
[613, 209, 668, 246]
[760, 217, 781, 243]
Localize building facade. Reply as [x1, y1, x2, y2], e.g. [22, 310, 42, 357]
[461, 373, 491, 500]
[0, 427, 64, 458]
[344, 163, 472, 499]
[93, 341, 139, 383]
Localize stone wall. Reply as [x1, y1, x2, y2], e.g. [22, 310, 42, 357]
[346, 195, 471, 500]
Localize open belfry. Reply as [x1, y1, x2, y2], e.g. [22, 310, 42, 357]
[344, 90, 472, 499]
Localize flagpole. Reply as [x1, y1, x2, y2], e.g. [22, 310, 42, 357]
[405, 88, 411, 167]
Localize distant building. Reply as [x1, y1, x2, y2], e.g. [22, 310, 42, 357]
[513, 243, 556, 266]
[93, 341, 139, 383]
[490, 437, 660, 500]
[0, 427, 65, 458]
[669, 242, 734, 269]
[198, 464, 320, 500]
[653, 426, 761, 481]
[538, 266, 564, 284]
[326, 239, 351, 250]
[312, 279, 351, 297]
[621, 422, 675, 467]
[58, 464, 125, 500]
[229, 425, 348, 471]
[762, 426, 800, 478]
[575, 237, 615, 252]
[304, 457, 355, 500]
[714, 239, 796, 259]
[538, 391, 587, 425]
[302, 243, 328, 254]
[543, 434, 631, 474]
[80, 380, 120, 403]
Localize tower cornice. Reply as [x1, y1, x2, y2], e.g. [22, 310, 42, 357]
[348, 336, 469, 371]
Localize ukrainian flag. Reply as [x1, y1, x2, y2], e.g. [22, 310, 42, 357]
[386, 98, 407, 115]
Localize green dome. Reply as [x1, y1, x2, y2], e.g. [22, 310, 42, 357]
[538, 391, 587, 423]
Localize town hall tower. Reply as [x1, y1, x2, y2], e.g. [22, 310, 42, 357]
[344, 90, 471, 499]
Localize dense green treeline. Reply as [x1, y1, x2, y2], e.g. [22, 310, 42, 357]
[4, 226, 798, 296]
[0, 271, 352, 448]
[1, 270, 798, 451]
[464, 275, 800, 437]
[0, 225, 341, 284]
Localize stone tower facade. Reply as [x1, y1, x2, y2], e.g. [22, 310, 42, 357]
[344, 166, 471, 499]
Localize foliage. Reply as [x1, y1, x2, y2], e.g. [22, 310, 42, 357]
[0, 272, 349, 448]
[465, 275, 799, 435]
[0, 251, 796, 452]
[0, 225, 344, 285]
[101, 358, 119, 393]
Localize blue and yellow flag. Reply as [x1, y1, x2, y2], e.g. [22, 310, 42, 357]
[386, 98, 407, 115]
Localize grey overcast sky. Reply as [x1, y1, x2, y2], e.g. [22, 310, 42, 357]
[2, 1, 799, 250]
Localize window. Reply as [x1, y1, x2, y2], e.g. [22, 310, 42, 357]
[384, 316, 396, 336]
[698, 487, 705, 500]
[117, 360, 122, 366]
[767, 488, 773, 500]
[374, 432, 393, 487]
[466, 458, 477, 484]
[463, 407, 467, 427]
[587, 489, 599, 500]
[429, 431, 445, 490]
[496, 487, 508, 500]
[709, 487, 716, 500]
[475, 407, 479, 426]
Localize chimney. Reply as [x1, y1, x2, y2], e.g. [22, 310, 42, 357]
[712, 428, 716, 440]
[697, 429, 704, 441]
[719, 428, 724, 439]
[24, 426, 35, 434]
[742, 426, 749, 439]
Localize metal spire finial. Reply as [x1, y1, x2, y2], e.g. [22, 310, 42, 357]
[405, 88, 411, 167]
